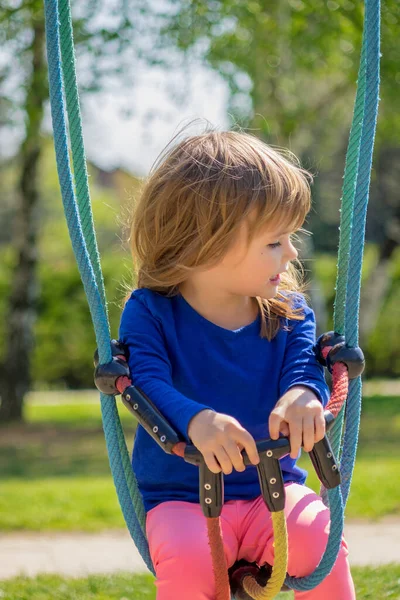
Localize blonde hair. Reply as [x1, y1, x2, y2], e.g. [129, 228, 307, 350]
[129, 127, 313, 339]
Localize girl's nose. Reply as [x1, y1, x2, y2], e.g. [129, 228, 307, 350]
[285, 238, 298, 261]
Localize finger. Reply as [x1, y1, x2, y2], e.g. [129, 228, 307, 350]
[237, 429, 259, 466]
[203, 451, 222, 474]
[279, 422, 290, 437]
[289, 421, 303, 459]
[302, 415, 315, 453]
[269, 411, 283, 440]
[314, 411, 326, 443]
[224, 440, 245, 472]
[214, 446, 233, 475]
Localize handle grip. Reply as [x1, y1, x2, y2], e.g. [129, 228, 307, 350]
[256, 455, 285, 512]
[121, 385, 181, 453]
[199, 463, 224, 518]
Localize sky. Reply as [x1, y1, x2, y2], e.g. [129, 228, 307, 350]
[0, 0, 234, 177]
[0, 55, 230, 177]
[66, 63, 230, 177]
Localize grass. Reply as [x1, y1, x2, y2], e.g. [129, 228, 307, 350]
[0, 566, 400, 599]
[0, 392, 399, 531]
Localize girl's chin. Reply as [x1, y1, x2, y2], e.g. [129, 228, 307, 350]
[258, 287, 279, 300]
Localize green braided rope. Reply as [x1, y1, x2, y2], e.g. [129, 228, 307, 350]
[333, 41, 366, 336]
[328, 27, 367, 465]
[326, 0, 380, 506]
[58, 0, 107, 312]
[337, 0, 380, 509]
[56, 0, 107, 393]
[116, 413, 146, 529]
[58, 0, 147, 536]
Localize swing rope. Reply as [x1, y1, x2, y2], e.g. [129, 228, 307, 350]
[285, 0, 381, 591]
[56, 0, 149, 533]
[242, 512, 288, 599]
[44, 0, 154, 574]
[323, 0, 381, 512]
[334, 0, 381, 510]
[43, 0, 380, 596]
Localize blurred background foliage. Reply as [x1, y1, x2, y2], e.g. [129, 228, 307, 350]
[0, 0, 399, 415]
[0, 139, 140, 389]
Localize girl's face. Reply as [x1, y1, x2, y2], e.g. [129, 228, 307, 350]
[201, 223, 299, 301]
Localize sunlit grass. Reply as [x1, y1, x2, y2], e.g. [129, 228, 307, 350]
[0, 566, 399, 599]
[0, 478, 123, 531]
[300, 456, 400, 520]
[25, 395, 133, 428]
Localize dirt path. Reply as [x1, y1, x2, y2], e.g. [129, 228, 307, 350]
[1, 521, 400, 580]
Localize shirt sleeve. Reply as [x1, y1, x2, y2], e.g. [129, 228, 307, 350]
[279, 298, 330, 407]
[118, 294, 214, 441]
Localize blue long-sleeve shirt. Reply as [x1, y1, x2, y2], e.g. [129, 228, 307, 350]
[119, 288, 329, 512]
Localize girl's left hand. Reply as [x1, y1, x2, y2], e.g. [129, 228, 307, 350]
[268, 386, 326, 459]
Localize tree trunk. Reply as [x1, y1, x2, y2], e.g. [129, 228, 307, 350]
[0, 14, 46, 423]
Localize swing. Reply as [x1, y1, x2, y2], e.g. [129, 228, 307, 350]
[92, 334, 361, 600]
[43, 0, 381, 597]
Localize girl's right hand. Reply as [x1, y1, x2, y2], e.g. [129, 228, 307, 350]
[187, 409, 260, 475]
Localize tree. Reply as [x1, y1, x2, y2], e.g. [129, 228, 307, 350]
[0, 0, 148, 421]
[0, 4, 46, 421]
[154, 1, 399, 147]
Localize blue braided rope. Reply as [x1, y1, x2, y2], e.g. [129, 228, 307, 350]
[322, 10, 369, 510]
[344, 4, 381, 348]
[57, 0, 148, 537]
[286, 0, 381, 589]
[44, 2, 110, 362]
[327, 39, 367, 475]
[285, 487, 344, 591]
[43, 0, 154, 574]
[58, 0, 108, 312]
[339, 0, 380, 508]
[333, 38, 367, 339]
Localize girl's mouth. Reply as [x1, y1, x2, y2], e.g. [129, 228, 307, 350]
[269, 274, 281, 284]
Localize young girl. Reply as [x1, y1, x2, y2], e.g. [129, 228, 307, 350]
[119, 128, 355, 600]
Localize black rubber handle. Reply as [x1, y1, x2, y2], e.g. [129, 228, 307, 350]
[185, 440, 287, 513]
[199, 462, 224, 518]
[121, 385, 181, 453]
[256, 455, 285, 512]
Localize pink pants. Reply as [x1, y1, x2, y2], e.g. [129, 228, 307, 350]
[146, 483, 355, 600]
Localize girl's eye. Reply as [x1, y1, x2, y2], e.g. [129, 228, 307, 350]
[267, 242, 281, 248]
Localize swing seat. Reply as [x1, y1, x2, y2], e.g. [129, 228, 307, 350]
[229, 560, 291, 598]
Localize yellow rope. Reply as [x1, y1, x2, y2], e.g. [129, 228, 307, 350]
[242, 511, 288, 599]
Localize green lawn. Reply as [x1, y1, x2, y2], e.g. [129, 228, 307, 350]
[0, 392, 399, 531]
[1, 566, 399, 599]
